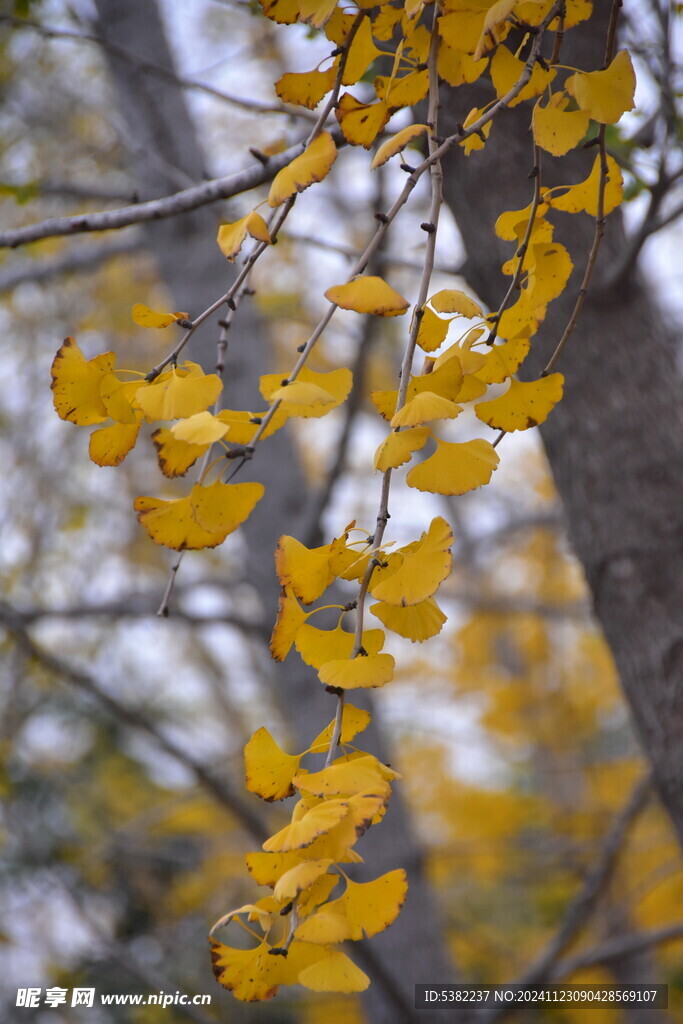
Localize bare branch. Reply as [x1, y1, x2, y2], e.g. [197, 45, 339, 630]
[0, 235, 143, 292]
[285, 229, 461, 276]
[482, 773, 652, 1022]
[0, 13, 313, 121]
[555, 922, 683, 978]
[0, 601, 269, 843]
[0, 136, 319, 249]
[5, 596, 267, 635]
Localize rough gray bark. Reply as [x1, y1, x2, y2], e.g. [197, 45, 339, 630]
[93, 3, 455, 1019]
[439, 14, 683, 852]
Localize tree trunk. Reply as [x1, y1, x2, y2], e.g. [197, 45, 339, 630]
[439, 15, 683, 849]
[93, 3, 456, 1018]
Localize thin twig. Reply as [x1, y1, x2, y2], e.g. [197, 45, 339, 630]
[326, 4, 446, 765]
[553, 922, 683, 978]
[0, 235, 143, 292]
[0, 136, 320, 249]
[482, 773, 652, 1022]
[543, 0, 622, 374]
[486, 143, 543, 346]
[0, 602, 269, 843]
[0, 13, 315, 122]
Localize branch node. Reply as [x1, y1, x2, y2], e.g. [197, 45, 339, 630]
[374, 211, 389, 223]
[400, 162, 416, 173]
[248, 146, 270, 165]
[420, 221, 436, 234]
[227, 297, 237, 310]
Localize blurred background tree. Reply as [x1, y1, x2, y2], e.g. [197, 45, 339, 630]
[0, 1, 682, 1022]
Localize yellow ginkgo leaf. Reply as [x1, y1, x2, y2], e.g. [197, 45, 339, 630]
[370, 516, 452, 606]
[275, 65, 337, 109]
[318, 653, 395, 690]
[300, 869, 408, 944]
[89, 421, 140, 468]
[335, 93, 390, 148]
[475, 336, 530, 384]
[244, 727, 302, 802]
[473, 0, 516, 60]
[211, 938, 326, 1002]
[136, 362, 223, 421]
[134, 480, 264, 550]
[151, 428, 208, 478]
[210, 940, 283, 1002]
[294, 622, 385, 670]
[297, 0, 338, 29]
[217, 211, 271, 262]
[263, 798, 351, 852]
[269, 380, 336, 413]
[474, 373, 564, 430]
[308, 704, 372, 753]
[515, 0, 592, 29]
[390, 391, 462, 428]
[131, 304, 189, 328]
[373, 358, 464, 421]
[297, 872, 341, 917]
[209, 901, 277, 937]
[325, 275, 409, 317]
[548, 154, 623, 217]
[99, 374, 143, 425]
[495, 197, 550, 241]
[371, 123, 428, 170]
[275, 533, 347, 604]
[298, 950, 370, 993]
[496, 289, 544, 339]
[430, 288, 483, 319]
[294, 754, 399, 799]
[270, 587, 309, 662]
[438, 6, 490, 54]
[434, 336, 486, 377]
[460, 106, 492, 154]
[171, 411, 230, 445]
[489, 44, 555, 105]
[370, 596, 447, 642]
[273, 859, 334, 903]
[293, 902, 350, 945]
[373, 426, 430, 472]
[268, 131, 337, 207]
[438, 43, 487, 86]
[260, 366, 352, 417]
[416, 307, 451, 352]
[565, 49, 636, 124]
[406, 437, 500, 495]
[217, 406, 289, 443]
[246, 850, 307, 887]
[532, 93, 590, 156]
[374, 69, 429, 108]
[51, 337, 114, 426]
[260, 0, 299, 23]
[343, 16, 382, 85]
[526, 242, 573, 307]
[290, 795, 380, 864]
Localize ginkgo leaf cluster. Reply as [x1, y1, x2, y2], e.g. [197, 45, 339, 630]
[49, 0, 636, 1007]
